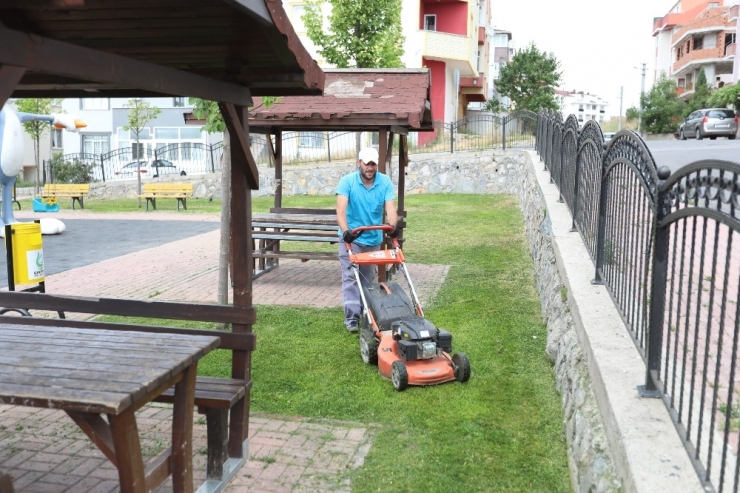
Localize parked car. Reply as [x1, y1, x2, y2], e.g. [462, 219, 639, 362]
[678, 108, 738, 140]
[114, 159, 187, 179]
[602, 132, 615, 149]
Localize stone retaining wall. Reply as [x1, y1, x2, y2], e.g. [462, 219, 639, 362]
[85, 149, 620, 490]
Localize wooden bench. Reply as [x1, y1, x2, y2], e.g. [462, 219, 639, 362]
[139, 183, 193, 211]
[40, 183, 90, 209]
[252, 208, 339, 278]
[0, 292, 254, 488]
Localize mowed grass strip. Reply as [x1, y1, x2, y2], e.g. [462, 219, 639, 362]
[99, 194, 571, 492]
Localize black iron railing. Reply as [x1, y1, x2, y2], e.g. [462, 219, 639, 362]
[537, 109, 740, 493]
[43, 112, 539, 184]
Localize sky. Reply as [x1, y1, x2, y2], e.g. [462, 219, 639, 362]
[492, 0, 679, 117]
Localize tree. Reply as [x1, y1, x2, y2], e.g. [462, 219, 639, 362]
[188, 97, 279, 323]
[123, 98, 161, 206]
[15, 98, 60, 194]
[495, 43, 562, 112]
[189, 98, 230, 324]
[640, 73, 686, 134]
[625, 106, 640, 122]
[688, 67, 711, 113]
[483, 97, 502, 115]
[302, 0, 404, 68]
[708, 83, 740, 113]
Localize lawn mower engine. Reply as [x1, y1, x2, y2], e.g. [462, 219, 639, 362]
[362, 281, 453, 361]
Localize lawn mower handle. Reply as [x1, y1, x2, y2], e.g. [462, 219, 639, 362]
[346, 225, 400, 249]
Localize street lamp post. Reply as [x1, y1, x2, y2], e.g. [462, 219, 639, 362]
[637, 63, 646, 135]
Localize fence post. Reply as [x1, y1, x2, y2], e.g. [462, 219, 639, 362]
[502, 118, 507, 151]
[592, 155, 608, 286]
[100, 155, 106, 183]
[327, 132, 332, 163]
[209, 144, 216, 173]
[449, 122, 454, 153]
[557, 136, 565, 203]
[639, 166, 672, 397]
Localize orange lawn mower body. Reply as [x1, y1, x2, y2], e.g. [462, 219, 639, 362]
[348, 225, 471, 391]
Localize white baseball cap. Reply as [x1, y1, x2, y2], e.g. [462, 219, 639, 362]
[358, 147, 379, 164]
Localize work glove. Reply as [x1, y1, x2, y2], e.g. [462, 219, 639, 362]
[343, 230, 359, 244]
[387, 224, 400, 238]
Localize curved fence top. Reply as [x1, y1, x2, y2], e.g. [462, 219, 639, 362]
[661, 159, 740, 231]
[602, 129, 660, 201]
[564, 115, 580, 135]
[503, 109, 538, 124]
[579, 121, 604, 148]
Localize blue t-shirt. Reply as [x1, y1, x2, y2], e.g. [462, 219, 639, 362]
[337, 169, 395, 246]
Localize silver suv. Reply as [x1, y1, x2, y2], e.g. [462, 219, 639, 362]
[679, 108, 738, 140]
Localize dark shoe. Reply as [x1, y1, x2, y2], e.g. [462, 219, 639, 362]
[346, 323, 359, 333]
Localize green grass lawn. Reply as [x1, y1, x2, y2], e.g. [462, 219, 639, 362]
[99, 194, 570, 492]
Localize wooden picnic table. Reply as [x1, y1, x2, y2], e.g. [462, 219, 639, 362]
[252, 211, 339, 277]
[0, 323, 220, 493]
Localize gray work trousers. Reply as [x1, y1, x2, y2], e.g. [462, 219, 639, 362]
[338, 241, 379, 329]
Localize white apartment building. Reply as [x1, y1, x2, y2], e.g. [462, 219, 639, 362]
[59, 97, 212, 158]
[555, 90, 609, 124]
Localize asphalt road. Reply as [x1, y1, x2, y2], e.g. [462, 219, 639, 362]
[644, 137, 740, 174]
[0, 219, 219, 289]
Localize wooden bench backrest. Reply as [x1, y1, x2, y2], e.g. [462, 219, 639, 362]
[270, 207, 335, 215]
[43, 184, 90, 194]
[142, 183, 193, 194]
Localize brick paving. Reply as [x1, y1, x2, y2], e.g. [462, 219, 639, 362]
[1, 210, 449, 492]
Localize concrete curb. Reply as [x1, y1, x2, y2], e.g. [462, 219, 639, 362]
[527, 150, 703, 492]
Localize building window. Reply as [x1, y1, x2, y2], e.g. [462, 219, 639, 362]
[131, 142, 145, 159]
[299, 132, 323, 147]
[80, 98, 109, 110]
[424, 14, 436, 31]
[292, 4, 306, 32]
[693, 36, 703, 50]
[51, 129, 63, 149]
[578, 105, 583, 111]
[81, 134, 110, 155]
[173, 97, 185, 107]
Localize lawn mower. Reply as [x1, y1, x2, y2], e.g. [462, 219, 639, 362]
[347, 225, 471, 391]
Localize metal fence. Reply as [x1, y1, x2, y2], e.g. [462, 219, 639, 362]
[43, 111, 538, 183]
[538, 108, 740, 493]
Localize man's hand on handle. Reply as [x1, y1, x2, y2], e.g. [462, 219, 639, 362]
[386, 223, 400, 238]
[343, 230, 360, 244]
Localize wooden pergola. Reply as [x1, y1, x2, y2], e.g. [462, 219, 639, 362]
[249, 68, 433, 218]
[0, 1, 323, 490]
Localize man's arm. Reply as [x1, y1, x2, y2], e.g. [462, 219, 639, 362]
[384, 199, 398, 226]
[337, 194, 350, 232]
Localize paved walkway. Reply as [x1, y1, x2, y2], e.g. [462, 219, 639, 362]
[0, 210, 449, 492]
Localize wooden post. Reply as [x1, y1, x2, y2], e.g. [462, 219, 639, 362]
[219, 103, 255, 457]
[275, 129, 283, 210]
[378, 126, 389, 283]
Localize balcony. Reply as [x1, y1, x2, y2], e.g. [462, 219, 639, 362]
[422, 30, 476, 75]
[726, 43, 736, 58]
[673, 46, 728, 75]
[460, 75, 486, 102]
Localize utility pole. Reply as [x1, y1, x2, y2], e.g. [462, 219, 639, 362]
[637, 63, 646, 135]
[619, 86, 623, 131]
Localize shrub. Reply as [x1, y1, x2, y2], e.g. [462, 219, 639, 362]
[50, 154, 95, 184]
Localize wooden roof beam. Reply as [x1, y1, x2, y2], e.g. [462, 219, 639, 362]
[0, 26, 253, 106]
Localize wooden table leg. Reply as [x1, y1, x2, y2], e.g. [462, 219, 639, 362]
[108, 408, 147, 493]
[171, 363, 197, 493]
